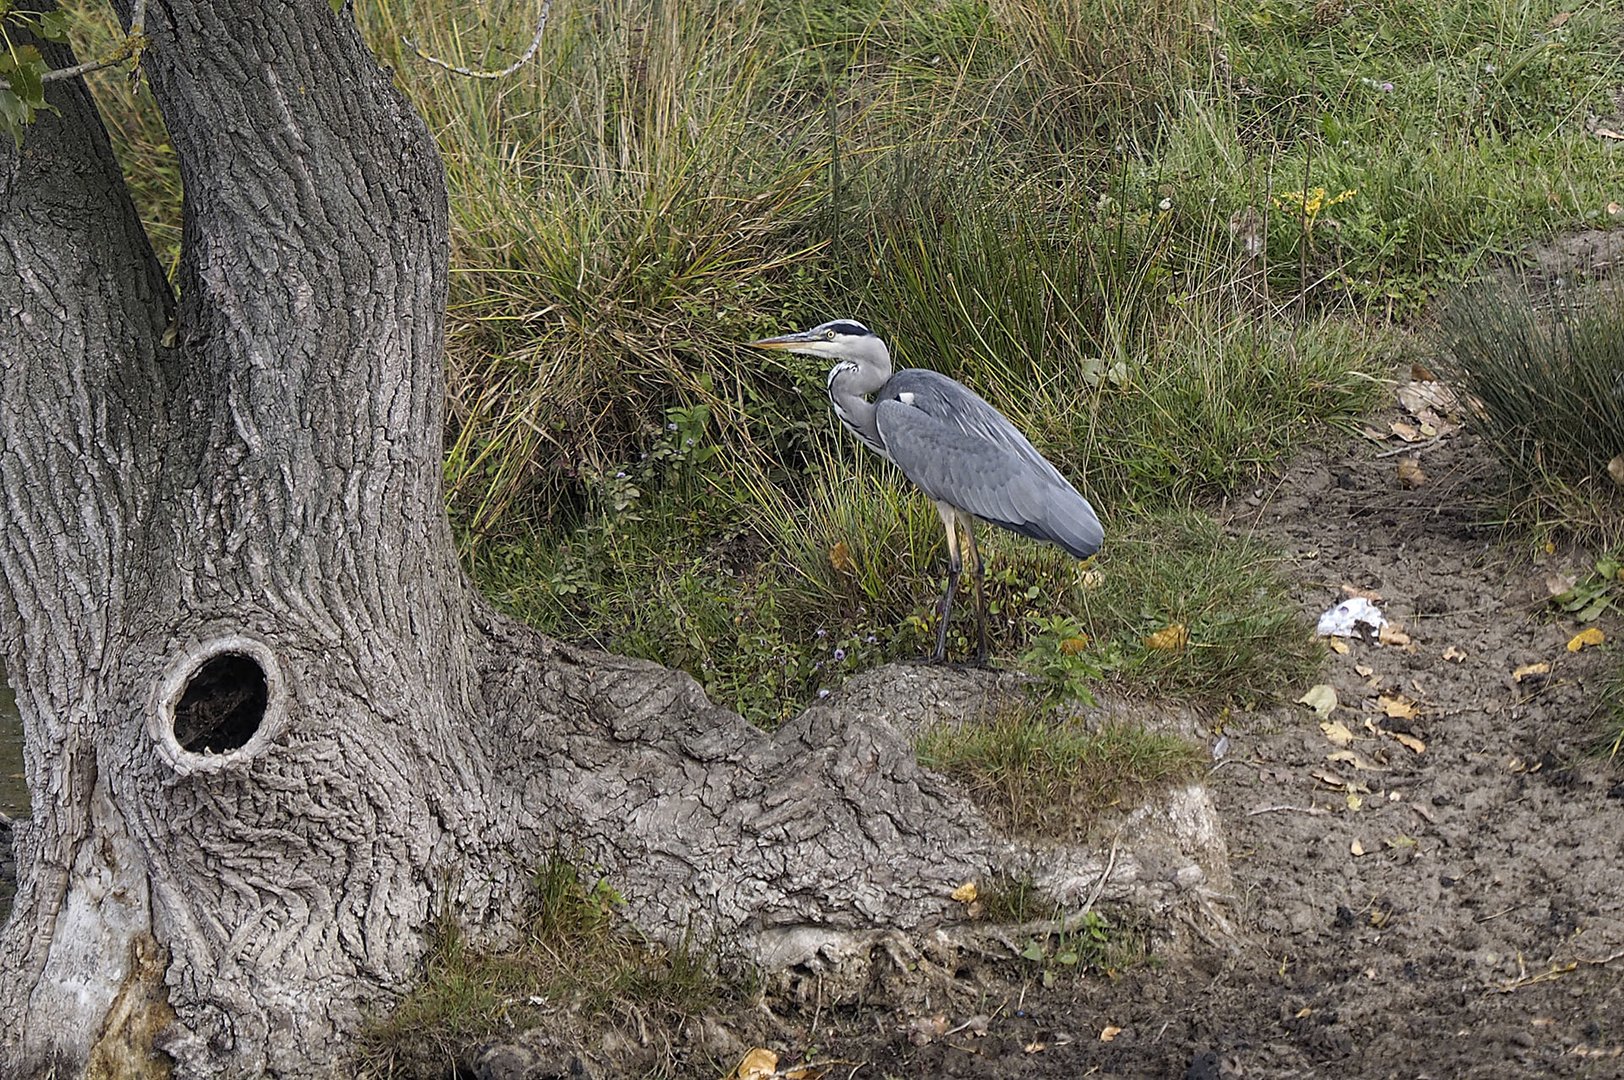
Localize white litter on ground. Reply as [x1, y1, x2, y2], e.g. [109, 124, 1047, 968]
[1316, 597, 1387, 638]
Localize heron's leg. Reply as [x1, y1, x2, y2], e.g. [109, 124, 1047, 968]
[932, 502, 962, 663]
[960, 514, 989, 665]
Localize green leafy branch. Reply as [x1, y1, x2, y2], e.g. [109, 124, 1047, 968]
[0, 0, 148, 145]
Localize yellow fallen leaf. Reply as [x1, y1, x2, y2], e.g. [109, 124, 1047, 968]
[1023, 1040, 1048, 1054]
[951, 881, 978, 903]
[1378, 624, 1412, 647]
[1144, 623, 1189, 651]
[1442, 646, 1467, 662]
[1390, 420, 1422, 442]
[734, 1048, 780, 1080]
[828, 541, 856, 574]
[1396, 458, 1427, 488]
[1350, 839, 1366, 856]
[1378, 695, 1418, 720]
[1513, 661, 1551, 682]
[1059, 635, 1089, 655]
[1327, 749, 1386, 772]
[1320, 720, 1355, 746]
[1100, 1025, 1123, 1042]
[1346, 792, 1363, 811]
[1567, 627, 1605, 652]
[1609, 455, 1624, 487]
[1391, 732, 1426, 754]
[1295, 1006, 1313, 1019]
[1355, 663, 1374, 677]
[1327, 637, 1350, 655]
[1298, 684, 1338, 718]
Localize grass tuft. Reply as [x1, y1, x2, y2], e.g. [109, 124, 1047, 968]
[354, 859, 745, 1079]
[1437, 280, 1624, 543]
[915, 701, 1204, 840]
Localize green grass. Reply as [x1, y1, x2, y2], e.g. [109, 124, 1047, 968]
[355, 859, 745, 1079]
[47, 1, 1624, 713]
[1437, 281, 1624, 542]
[916, 700, 1205, 840]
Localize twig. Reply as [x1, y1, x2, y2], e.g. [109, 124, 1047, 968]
[1580, 948, 1624, 966]
[1076, 834, 1120, 919]
[1494, 961, 1576, 993]
[1247, 804, 1331, 816]
[405, 0, 550, 80]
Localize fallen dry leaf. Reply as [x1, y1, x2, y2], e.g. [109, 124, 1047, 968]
[1513, 661, 1551, 682]
[1100, 1026, 1123, 1042]
[734, 1048, 780, 1080]
[1321, 720, 1355, 746]
[1391, 731, 1426, 754]
[1410, 362, 1438, 382]
[1610, 455, 1624, 487]
[1024, 1040, 1048, 1054]
[1328, 637, 1350, 655]
[1327, 749, 1386, 772]
[1443, 646, 1467, 662]
[1298, 684, 1338, 718]
[1342, 583, 1384, 601]
[1596, 126, 1624, 141]
[1351, 839, 1366, 857]
[1144, 623, 1189, 651]
[1311, 767, 1370, 793]
[1059, 635, 1089, 655]
[1610, 203, 1624, 219]
[828, 541, 856, 574]
[1396, 458, 1427, 488]
[1347, 792, 1364, 811]
[1355, 663, 1375, 677]
[1390, 419, 1423, 442]
[1397, 379, 1457, 417]
[1568, 627, 1605, 652]
[904, 1016, 949, 1047]
[1548, 11, 1572, 29]
[1379, 624, 1412, 647]
[951, 881, 978, 903]
[1379, 694, 1419, 720]
[1546, 572, 1578, 597]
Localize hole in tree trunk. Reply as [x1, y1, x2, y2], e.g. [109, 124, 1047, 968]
[171, 653, 268, 754]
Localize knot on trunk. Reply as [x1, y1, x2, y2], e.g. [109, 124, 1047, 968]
[150, 636, 285, 774]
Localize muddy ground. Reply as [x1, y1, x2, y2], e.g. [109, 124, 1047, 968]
[760, 408, 1624, 1080]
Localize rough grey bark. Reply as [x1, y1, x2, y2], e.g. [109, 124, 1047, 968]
[0, 3, 1091, 1077]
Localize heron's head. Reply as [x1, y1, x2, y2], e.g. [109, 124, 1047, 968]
[746, 319, 891, 369]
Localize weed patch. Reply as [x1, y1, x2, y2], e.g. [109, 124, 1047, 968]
[355, 860, 746, 1078]
[915, 702, 1204, 840]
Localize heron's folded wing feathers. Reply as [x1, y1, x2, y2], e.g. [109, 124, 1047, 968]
[875, 399, 1103, 559]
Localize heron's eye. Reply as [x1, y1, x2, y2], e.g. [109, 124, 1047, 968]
[823, 329, 836, 340]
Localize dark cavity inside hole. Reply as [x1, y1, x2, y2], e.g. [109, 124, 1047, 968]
[172, 652, 268, 754]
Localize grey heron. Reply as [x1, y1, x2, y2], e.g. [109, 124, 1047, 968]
[747, 319, 1103, 663]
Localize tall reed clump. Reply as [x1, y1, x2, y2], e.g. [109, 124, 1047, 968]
[1437, 281, 1624, 539]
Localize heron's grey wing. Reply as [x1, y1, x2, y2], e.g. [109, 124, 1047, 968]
[882, 369, 1070, 488]
[875, 400, 1104, 559]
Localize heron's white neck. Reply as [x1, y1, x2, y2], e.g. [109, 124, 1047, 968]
[827, 349, 892, 456]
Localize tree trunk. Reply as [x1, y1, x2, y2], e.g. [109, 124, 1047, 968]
[0, 4, 1229, 1077]
[0, 3, 1092, 1075]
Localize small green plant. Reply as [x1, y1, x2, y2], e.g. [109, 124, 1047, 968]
[1550, 554, 1623, 623]
[1020, 614, 1107, 706]
[1017, 909, 1146, 985]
